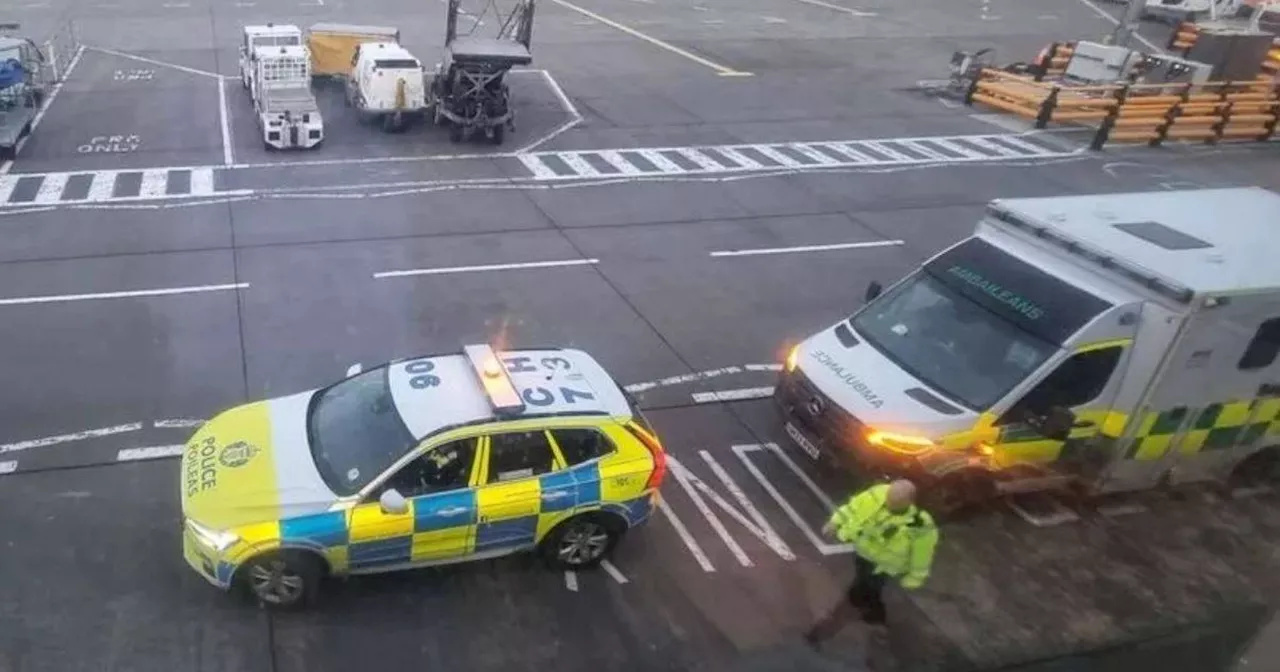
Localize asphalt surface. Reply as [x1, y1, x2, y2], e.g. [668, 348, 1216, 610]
[1, 0, 1279, 670]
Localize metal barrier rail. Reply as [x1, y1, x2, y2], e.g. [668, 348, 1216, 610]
[1169, 20, 1280, 77]
[963, 69, 1280, 149]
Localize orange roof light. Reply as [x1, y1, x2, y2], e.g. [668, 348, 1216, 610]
[463, 344, 525, 416]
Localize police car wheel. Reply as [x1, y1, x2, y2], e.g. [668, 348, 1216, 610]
[240, 551, 323, 609]
[542, 515, 620, 569]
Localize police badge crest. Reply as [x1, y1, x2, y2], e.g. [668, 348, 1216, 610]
[218, 441, 260, 468]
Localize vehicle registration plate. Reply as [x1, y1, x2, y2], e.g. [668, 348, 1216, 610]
[786, 422, 821, 460]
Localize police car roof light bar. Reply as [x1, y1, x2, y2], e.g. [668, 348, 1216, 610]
[463, 344, 526, 416]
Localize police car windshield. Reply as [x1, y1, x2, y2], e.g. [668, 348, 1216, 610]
[307, 367, 417, 497]
[851, 273, 1056, 410]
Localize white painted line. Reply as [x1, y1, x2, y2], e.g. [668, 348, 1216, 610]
[0, 460, 16, 474]
[564, 570, 579, 591]
[989, 135, 1055, 155]
[154, 418, 205, 429]
[596, 150, 642, 175]
[0, 422, 144, 455]
[791, 0, 877, 16]
[600, 559, 630, 583]
[518, 155, 558, 179]
[667, 457, 753, 567]
[894, 140, 949, 161]
[624, 366, 744, 394]
[86, 172, 116, 201]
[674, 148, 722, 171]
[0, 45, 84, 175]
[218, 78, 234, 166]
[691, 387, 775, 403]
[710, 239, 905, 258]
[0, 175, 19, 202]
[700, 450, 795, 560]
[964, 136, 1024, 158]
[749, 145, 803, 168]
[0, 283, 249, 307]
[786, 144, 839, 165]
[513, 70, 583, 154]
[33, 173, 68, 204]
[714, 147, 763, 169]
[139, 170, 168, 198]
[927, 138, 989, 160]
[636, 150, 683, 173]
[162, 2, 191, 6]
[87, 46, 224, 80]
[190, 168, 215, 196]
[819, 143, 874, 163]
[745, 363, 783, 372]
[549, 0, 752, 76]
[734, 444, 853, 555]
[861, 140, 914, 162]
[1070, 0, 1162, 53]
[657, 498, 715, 572]
[373, 258, 599, 279]
[117, 445, 185, 462]
[558, 153, 602, 177]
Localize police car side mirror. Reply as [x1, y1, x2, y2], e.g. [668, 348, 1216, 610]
[1034, 406, 1075, 441]
[379, 489, 409, 515]
[864, 281, 883, 303]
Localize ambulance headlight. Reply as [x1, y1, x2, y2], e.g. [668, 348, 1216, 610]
[865, 431, 935, 455]
[186, 518, 239, 552]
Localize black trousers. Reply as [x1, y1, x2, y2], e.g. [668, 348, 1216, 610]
[806, 555, 888, 643]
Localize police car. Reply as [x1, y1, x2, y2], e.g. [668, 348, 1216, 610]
[180, 344, 667, 608]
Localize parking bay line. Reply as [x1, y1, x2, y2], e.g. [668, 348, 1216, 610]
[691, 387, 775, 404]
[373, 258, 599, 279]
[709, 239, 905, 258]
[0, 423, 143, 456]
[117, 445, 185, 462]
[0, 282, 249, 307]
[548, 0, 752, 77]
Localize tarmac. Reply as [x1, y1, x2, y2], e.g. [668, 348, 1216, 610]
[1, 0, 1278, 670]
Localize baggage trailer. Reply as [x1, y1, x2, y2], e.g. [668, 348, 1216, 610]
[427, 0, 535, 145]
[0, 26, 51, 160]
[307, 23, 400, 81]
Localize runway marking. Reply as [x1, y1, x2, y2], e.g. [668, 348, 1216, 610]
[373, 258, 599, 279]
[0, 423, 143, 456]
[548, 0, 752, 77]
[0, 283, 249, 307]
[87, 46, 225, 80]
[0, 460, 16, 474]
[667, 457, 754, 567]
[218, 77, 234, 165]
[710, 239, 904, 258]
[624, 366, 762, 394]
[733, 444, 856, 555]
[791, 0, 877, 17]
[600, 560, 630, 583]
[564, 570, 579, 591]
[657, 498, 715, 572]
[0, 167, 224, 207]
[518, 132, 1077, 180]
[0, 45, 83, 175]
[154, 419, 205, 429]
[701, 450, 795, 560]
[691, 387, 775, 403]
[117, 445, 185, 462]
[514, 70, 584, 153]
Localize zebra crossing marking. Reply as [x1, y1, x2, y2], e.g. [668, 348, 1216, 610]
[516, 132, 1079, 180]
[0, 167, 220, 207]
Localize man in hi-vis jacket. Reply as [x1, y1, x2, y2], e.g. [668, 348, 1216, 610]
[805, 479, 939, 647]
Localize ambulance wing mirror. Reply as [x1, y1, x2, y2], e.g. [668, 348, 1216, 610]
[379, 489, 409, 515]
[864, 281, 883, 303]
[1032, 406, 1075, 441]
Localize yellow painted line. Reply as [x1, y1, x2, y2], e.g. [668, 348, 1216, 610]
[549, 0, 753, 77]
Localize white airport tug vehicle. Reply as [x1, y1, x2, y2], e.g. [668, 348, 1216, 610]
[240, 25, 323, 150]
[345, 41, 428, 132]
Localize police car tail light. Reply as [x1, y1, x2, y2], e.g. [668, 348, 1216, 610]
[628, 422, 666, 490]
[866, 430, 934, 455]
[464, 343, 526, 416]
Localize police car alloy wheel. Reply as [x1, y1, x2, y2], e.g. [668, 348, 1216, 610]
[545, 516, 618, 569]
[241, 551, 321, 608]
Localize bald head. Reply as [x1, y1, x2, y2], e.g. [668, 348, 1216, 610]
[884, 480, 918, 513]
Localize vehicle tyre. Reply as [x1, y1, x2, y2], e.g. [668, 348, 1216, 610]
[489, 124, 505, 146]
[920, 470, 995, 520]
[237, 550, 324, 609]
[1228, 446, 1280, 490]
[540, 513, 622, 570]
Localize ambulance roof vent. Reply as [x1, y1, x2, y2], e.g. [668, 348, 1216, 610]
[1112, 221, 1212, 251]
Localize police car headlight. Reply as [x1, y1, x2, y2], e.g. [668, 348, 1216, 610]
[186, 518, 239, 552]
[866, 431, 934, 455]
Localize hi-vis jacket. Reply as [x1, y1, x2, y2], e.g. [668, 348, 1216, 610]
[828, 484, 939, 589]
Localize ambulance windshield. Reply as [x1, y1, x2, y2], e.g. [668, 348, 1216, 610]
[307, 367, 418, 496]
[851, 273, 1056, 410]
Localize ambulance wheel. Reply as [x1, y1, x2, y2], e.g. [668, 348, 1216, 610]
[238, 550, 324, 610]
[921, 470, 994, 520]
[1229, 447, 1280, 489]
[540, 513, 622, 570]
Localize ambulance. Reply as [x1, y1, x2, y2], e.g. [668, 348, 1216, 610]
[776, 187, 1280, 514]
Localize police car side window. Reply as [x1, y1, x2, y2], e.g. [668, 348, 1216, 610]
[381, 439, 476, 498]
[488, 431, 555, 483]
[552, 428, 614, 466]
